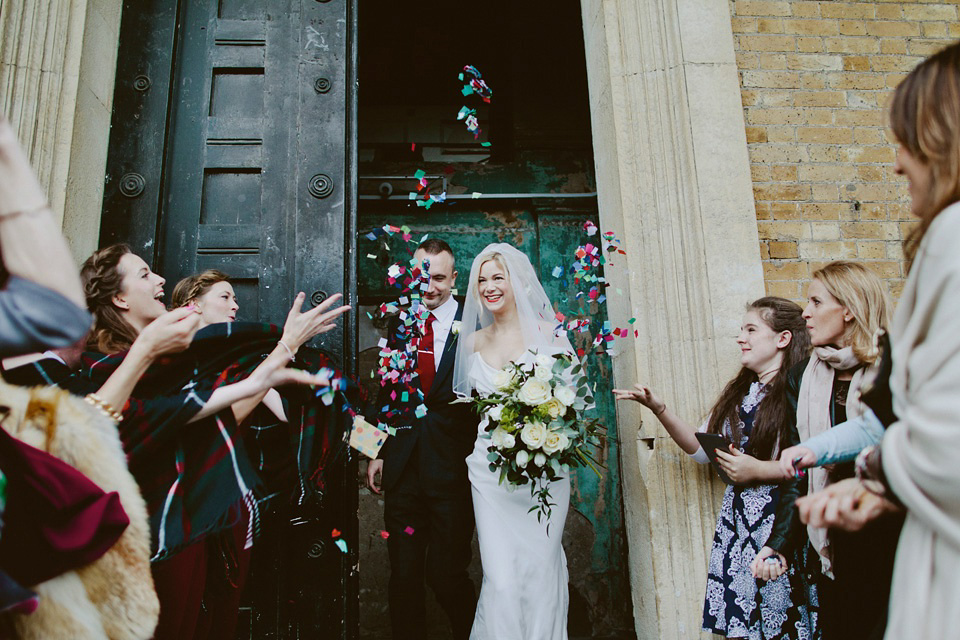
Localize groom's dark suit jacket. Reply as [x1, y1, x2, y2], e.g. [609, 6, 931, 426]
[377, 299, 478, 492]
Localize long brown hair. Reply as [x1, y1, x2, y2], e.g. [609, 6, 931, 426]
[889, 41, 960, 266]
[171, 270, 231, 309]
[705, 297, 811, 460]
[812, 261, 891, 364]
[80, 244, 140, 354]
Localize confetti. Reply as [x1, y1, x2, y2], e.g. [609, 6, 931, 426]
[380, 530, 390, 539]
[404, 526, 415, 535]
[335, 539, 348, 553]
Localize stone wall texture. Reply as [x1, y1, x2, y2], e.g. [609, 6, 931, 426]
[730, 0, 960, 301]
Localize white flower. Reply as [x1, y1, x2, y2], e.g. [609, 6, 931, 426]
[520, 421, 548, 449]
[535, 353, 555, 369]
[451, 320, 462, 336]
[534, 364, 552, 382]
[491, 426, 515, 450]
[517, 378, 551, 406]
[492, 368, 515, 390]
[542, 431, 570, 455]
[534, 452, 547, 467]
[554, 385, 577, 407]
[516, 449, 530, 468]
[540, 398, 564, 419]
[487, 404, 503, 421]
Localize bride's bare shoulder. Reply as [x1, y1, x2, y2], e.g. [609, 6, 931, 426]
[472, 326, 492, 352]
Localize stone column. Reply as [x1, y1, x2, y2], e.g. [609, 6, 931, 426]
[580, 0, 765, 636]
[0, 0, 123, 261]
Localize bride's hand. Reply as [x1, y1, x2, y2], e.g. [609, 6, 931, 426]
[612, 384, 665, 414]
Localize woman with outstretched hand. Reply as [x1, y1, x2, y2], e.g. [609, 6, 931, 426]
[615, 297, 815, 640]
[80, 244, 349, 639]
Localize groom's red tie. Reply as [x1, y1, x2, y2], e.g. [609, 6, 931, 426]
[418, 312, 436, 395]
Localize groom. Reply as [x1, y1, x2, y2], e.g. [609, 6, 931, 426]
[367, 238, 478, 640]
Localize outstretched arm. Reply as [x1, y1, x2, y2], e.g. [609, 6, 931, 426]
[612, 384, 700, 454]
[226, 291, 350, 424]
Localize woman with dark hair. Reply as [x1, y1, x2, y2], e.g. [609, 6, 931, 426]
[793, 41, 960, 639]
[614, 297, 815, 640]
[79, 245, 350, 639]
[751, 262, 896, 640]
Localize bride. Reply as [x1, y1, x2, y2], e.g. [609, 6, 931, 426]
[453, 243, 575, 640]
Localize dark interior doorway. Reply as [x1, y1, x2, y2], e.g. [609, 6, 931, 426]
[356, 2, 635, 638]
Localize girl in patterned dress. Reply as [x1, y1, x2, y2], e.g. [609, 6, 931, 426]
[614, 297, 818, 640]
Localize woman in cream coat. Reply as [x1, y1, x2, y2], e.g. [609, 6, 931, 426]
[796, 41, 960, 639]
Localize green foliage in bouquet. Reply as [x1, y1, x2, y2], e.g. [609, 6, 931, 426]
[464, 350, 604, 525]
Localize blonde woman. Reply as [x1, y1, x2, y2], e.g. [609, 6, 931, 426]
[452, 244, 574, 640]
[752, 261, 897, 640]
[795, 41, 960, 639]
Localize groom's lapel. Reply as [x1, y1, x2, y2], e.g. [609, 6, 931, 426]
[430, 300, 463, 394]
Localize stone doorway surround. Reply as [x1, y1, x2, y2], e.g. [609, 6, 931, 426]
[2, 0, 765, 635]
[580, 0, 765, 637]
[0, 0, 124, 262]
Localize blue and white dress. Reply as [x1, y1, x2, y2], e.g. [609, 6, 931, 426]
[698, 382, 819, 640]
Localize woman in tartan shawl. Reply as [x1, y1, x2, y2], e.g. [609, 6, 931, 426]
[79, 244, 350, 640]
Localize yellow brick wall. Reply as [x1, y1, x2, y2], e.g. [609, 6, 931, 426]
[729, 0, 960, 301]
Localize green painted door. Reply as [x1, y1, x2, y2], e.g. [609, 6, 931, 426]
[357, 203, 632, 636]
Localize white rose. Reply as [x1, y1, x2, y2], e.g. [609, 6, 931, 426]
[534, 364, 552, 382]
[517, 378, 551, 406]
[502, 431, 516, 448]
[535, 353, 554, 368]
[520, 421, 547, 449]
[542, 431, 570, 455]
[540, 398, 564, 419]
[515, 449, 530, 468]
[490, 427, 504, 448]
[554, 385, 577, 407]
[534, 452, 547, 467]
[487, 404, 503, 421]
[492, 368, 515, 390]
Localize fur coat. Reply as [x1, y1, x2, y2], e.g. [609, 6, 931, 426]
[0, 379, 158, 639]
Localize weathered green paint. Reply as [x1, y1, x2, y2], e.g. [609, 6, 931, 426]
[358, 203, 632, 635]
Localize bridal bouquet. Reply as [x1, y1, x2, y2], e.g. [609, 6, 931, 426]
[470, 351, 603, 523]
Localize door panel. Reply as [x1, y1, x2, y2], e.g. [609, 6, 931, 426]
[356, 203, 632, 635]
[102, 0, 358, 637]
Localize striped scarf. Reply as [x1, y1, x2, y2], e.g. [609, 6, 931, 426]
[74, 322, 349, 560]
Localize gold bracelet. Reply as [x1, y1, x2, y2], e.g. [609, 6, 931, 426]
[0, 202, 49, 220]
[84, 393, 123, 423]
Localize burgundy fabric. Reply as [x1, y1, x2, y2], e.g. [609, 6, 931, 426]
[151, 539, 208, 640]
[0, 428, 129, 586]
[152, 507, 251, 640]
[417, 313, 436, 395]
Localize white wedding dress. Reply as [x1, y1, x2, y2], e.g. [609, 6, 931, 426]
[466, 351, 570, 640]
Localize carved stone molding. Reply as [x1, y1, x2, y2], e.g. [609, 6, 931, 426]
[580, 0, 764, 636]
[0, 0, 124, 260]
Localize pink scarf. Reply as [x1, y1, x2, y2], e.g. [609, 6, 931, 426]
[796, 346, 871, 577]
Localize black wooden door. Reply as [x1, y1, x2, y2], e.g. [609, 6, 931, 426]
[101, 0, 358, 637]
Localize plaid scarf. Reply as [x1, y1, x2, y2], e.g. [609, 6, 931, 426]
[74, 322, 351, 560]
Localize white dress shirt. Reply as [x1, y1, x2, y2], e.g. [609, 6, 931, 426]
[428, 296, 458, 372]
